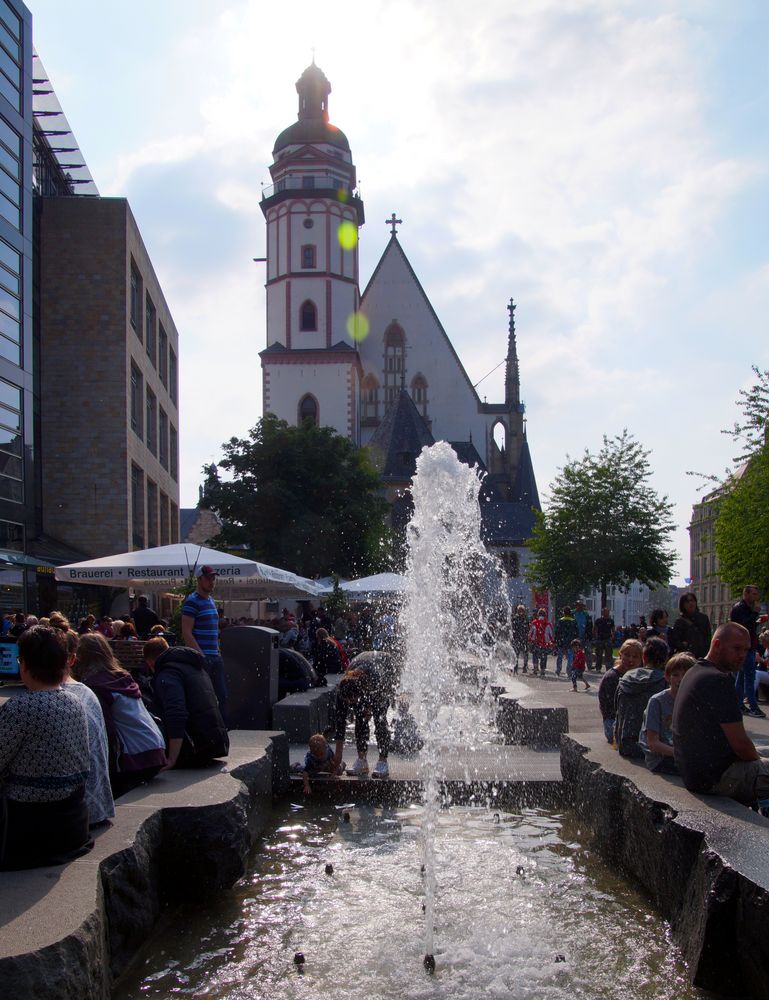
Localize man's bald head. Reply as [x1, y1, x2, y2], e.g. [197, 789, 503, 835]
[707, 622, 751, 672]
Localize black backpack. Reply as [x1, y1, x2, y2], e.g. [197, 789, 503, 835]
[615, 667, 667, 758]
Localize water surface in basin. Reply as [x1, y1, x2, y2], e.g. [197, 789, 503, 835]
[116, 802, 705, 1000]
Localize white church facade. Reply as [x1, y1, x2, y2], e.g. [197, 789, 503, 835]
[259, 62, 540, 601]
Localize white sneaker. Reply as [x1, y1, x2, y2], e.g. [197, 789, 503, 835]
[350, 757, 369, 776]
[372, 759, 390, 779]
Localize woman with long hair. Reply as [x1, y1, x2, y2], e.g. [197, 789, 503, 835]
[670, 592, 711, 660]
[74, 633, 166, 797]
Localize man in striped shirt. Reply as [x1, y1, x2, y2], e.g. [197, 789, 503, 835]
[182, 565, 227, 717]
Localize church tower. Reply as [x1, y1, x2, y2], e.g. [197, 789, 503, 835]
[260, 62, 365, 439]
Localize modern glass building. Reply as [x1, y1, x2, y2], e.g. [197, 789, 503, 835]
[0, 0, 33, 611]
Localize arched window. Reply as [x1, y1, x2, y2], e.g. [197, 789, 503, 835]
[493, 420, 507, 453]
[301, 244, 316, 269]
[298, 394, 318, 426]
[383, 321, 405, 406]
[411, 373, 428, 419]
[300, 300, 317, 332]
[361, 374, 379, 426]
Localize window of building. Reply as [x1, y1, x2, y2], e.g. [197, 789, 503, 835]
[159, 490, 169, 546]
[298, 394, 318, 426]
[299, 300, 317, 332]
[0, 117, 20, 229]
[411, 373, 428, 419]
[159, 407, 168, 469]
[145, 295, 156, 366]
[158, 323, 168, 386]
[361, 374, 379, 425]
[499, 551, 519, 578]
[0, 237, 20, 364]
[0, 516, 22, 551]
[169, 347, 178, 405]
[130, 262, 142, 339]
[302, 176, 315, 189]
[169, 500, 179, 543]
[301, 244, 316, 269]
[131, 464, 144, 548]
[146, 388, 157, 455]
[170, 425, 178, 481]
[383, 322, 405, 405]
[130, 363, 143, 438]
[0, 379, 22, 502]
[146, 479, 158, 548]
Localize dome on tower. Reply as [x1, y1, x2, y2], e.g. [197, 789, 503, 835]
[273, 62, 351, 154]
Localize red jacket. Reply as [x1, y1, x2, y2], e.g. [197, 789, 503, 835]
[528, 618, 554, 649]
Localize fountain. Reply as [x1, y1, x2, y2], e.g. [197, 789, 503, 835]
[113, 443, 705, 999]
[400, 441, 512, 969]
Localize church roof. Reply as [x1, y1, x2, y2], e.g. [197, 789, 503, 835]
[259, 340, 358, 357]
[274, 119, 350, 153]
[360, 235, 484, 408]
[449, 440, 486, 471]
[274, 62, 351, 154]
[480, 501, 538, 547]
[512, 438, 540, 509]
[367, 388, 435, 482]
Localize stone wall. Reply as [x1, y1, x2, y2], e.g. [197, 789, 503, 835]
[562, 734, 769, 998]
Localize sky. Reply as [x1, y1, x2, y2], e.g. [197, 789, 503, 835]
[28, 0, 769, 584]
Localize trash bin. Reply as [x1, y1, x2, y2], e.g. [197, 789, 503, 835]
[220, 626, 280, 729]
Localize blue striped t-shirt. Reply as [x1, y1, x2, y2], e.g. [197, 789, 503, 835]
[182, 591, 220, 656]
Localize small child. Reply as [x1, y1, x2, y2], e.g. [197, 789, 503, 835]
[639, 653, 695, 773]
[301, 733, 344, 795]
[570, 638, 590, 691]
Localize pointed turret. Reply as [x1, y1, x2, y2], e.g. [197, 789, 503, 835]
[505, 298, 520, 408]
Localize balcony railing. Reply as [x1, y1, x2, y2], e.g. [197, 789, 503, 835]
[261, 176, 359, 201]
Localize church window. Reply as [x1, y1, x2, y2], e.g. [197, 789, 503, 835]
[302, 176, 315, 189]
[303, 217, 314, 229]
[411, 373, 428, 419]
[300, 299, 318, 331]
[493, 420, 506, 453]
[383, 322, 405, 406]
[361, 374, 379, 426]
[301, 244, 316, 269]
[298, 394, 318, 426]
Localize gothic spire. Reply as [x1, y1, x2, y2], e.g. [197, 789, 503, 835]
[505, 298, 520, 407]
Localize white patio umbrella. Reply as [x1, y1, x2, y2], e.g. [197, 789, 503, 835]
[331, 572, 409, 601]
[55, 543, 323, 600]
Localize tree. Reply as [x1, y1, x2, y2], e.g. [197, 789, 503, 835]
[526, 431, 676, 607]
[203, 415, 392, 578]
[714, 445, 769, 596]
[723, 365, 769, 461]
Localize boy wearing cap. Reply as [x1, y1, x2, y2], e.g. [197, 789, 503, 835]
[182, 565, 227, 716]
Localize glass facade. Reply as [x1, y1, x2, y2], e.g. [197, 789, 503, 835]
[0, 0, 32, 611]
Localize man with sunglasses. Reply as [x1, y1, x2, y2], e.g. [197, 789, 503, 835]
[182, 565, 227, 718]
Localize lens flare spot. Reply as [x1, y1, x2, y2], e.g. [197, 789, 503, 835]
[347, 311, 370, 342]
[337, 189, 349, 203]
[337, 221, 358, 251]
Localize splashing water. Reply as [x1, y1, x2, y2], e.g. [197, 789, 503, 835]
[400, 442, 511, 962]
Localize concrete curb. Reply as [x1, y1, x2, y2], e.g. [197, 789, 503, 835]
[0, 730, 289, 1000]
[562, 733, 769, 998]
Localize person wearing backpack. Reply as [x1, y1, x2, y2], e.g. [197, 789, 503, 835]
[598, 639, 642, 743]
[614, 637, 669, 758]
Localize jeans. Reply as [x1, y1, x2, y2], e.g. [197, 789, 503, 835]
[532, 648, 548, 674]
[735, 650, 758, 711]
[354, 695, 391, 758]
[555, 647, 574, 677]
[205, 654, 228, 718]
[512, 646, 529, 671]
[603, 718, 614, 744]
[594, 639, 613, 672]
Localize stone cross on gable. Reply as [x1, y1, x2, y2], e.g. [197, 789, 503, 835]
[386, 212, 402, 236]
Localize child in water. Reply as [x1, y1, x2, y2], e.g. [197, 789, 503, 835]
[301, 734, 345, 795]
[570, 639, 591, 691]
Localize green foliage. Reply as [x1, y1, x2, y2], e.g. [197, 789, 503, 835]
[724, 365, 769, 461]
[203, 415, 392, 579]
[526, 430, 676, 604]
[323, 576, 350, 620]
[714, 445, 769, 596]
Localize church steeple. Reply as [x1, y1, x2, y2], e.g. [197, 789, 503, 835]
[505, 298, 520, 407]
[296, 61, 331, 122]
